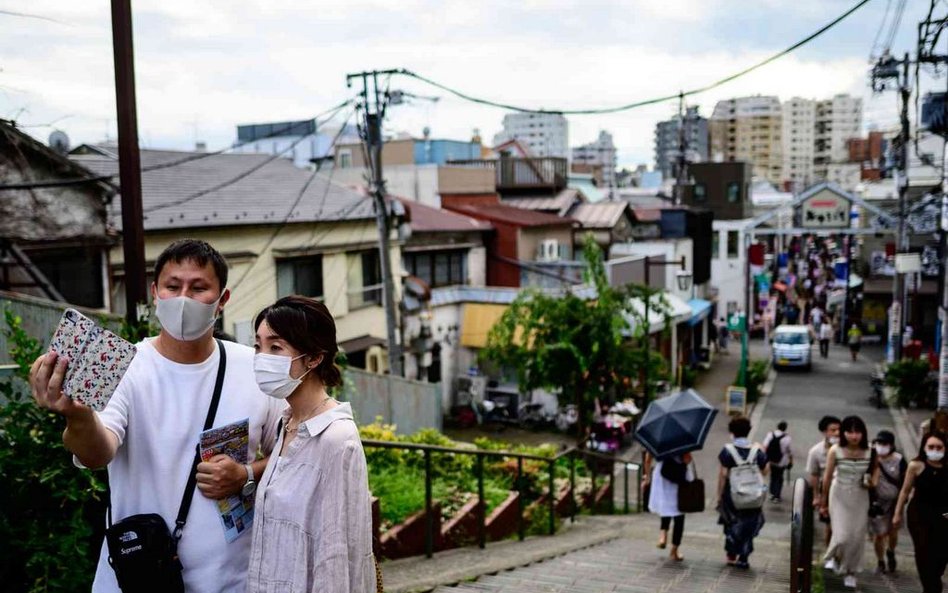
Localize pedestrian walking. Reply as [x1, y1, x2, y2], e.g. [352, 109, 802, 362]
[810, 305, 824, 331]
[869, 430, 906, 574]
[716, 416, 768, 569]
[893, 431, 948, 593]
[717, 318, 730, 354]
[808, 415, 841, 549]
[847, 323, 862, 361]
[247, 296, 376, 593]
[642, 451, 694, 562]
[819, 320, 833, 358]
[709, 319, 719, 354]
[762, 421, 793, 502]
[820, 415, 878, 589]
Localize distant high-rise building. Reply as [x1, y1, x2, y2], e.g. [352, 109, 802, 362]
[572, 130, 617, 188]
[654, 106, 709, 180]
[814, 94, 863, 183]
[782, 97, 817, 192]
[709, 96, 783, 186]
[493, 112, 569, 158]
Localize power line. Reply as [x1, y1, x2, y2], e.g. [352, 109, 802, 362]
[0, 9, 67, 25]
[884, 0, 908, 52]
[397, 0, 872, 115]
[228, 108, 358, 292]
[870, 0, 894, 59]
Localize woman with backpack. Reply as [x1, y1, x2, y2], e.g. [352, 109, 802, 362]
[869, 430, 906, 574]
[642, 451, 694, 561]
[716, 416, 769, 569]
[820, 415, 879, 589]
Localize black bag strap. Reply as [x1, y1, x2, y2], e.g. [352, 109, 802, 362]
[173, 338, 227, 540]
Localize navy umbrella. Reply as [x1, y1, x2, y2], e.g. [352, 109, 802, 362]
[634, 388, 718, 460]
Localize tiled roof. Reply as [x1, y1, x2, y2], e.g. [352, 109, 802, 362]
[396, 198, 492, 233]
[568, 201, 630, 229]
[503, 188, 581, 216]
[446, 203, 574, 228]
[71, 145, 374, 231]
[631, 208, 663, 222]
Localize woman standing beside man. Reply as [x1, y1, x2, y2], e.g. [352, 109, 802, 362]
[643, 451, 694, 561]
[248, 296, 377, 593]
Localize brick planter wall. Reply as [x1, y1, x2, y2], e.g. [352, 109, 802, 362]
[379, 502, 442, 560]
[441, 497, 484, 550]
[485, 491, 520, 542]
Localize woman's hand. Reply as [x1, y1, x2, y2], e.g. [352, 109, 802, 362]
[892, 510, 903, 530]
[682, 452, 693, 464]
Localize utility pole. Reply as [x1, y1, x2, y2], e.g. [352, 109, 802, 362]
[347, 70, 403, 376]
[674, 92, 688, 206]
[870, 51, 911, 362]
[110, 0, 147, 328]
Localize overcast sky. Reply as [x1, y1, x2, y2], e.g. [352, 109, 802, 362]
[1, 0, 940, 168]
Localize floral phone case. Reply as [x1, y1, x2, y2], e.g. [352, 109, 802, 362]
[48, 309, 137, 411]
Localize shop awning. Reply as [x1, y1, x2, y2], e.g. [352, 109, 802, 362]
[460, 303, 509, 348]
[338, 335, 386, 353]
[623, 292, 693, 335]
[687, 298, 713, 327]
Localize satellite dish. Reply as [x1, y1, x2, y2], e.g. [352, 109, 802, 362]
[49, 130, 70, 154]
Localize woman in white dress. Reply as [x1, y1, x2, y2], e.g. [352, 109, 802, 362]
[642, 451, 694, 561]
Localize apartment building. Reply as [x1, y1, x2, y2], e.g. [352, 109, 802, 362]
[781, 98, 816, 191]
[815, 94, 863, 177]
[492, 112, 569, 158]
[710, 96, 783, 186]
[572, 130, 618, 188]
[654, 106, 709, 180]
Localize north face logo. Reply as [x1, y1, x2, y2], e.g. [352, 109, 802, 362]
[119, 531, 138, 543]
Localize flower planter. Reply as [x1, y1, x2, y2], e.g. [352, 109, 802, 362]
[485, 491, 520, 541]
[440, 497, 484, 550]
[379, 501, 442, 559]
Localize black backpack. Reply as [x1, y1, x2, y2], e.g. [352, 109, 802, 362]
[765, 432, 785, 464]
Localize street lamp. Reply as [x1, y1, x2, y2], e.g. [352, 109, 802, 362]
[642, 256, 688, 401]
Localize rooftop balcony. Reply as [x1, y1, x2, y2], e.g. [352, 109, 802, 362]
[448, 156, 568, 192]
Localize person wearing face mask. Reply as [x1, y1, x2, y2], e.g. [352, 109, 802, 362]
[28, 239, 286, 593]
[247, 296, 376, 593]
[893, 431, 948, 593]
[807, 415, 841, 550]
[869, 431, 906, 574]
[820, 415, 879, 590]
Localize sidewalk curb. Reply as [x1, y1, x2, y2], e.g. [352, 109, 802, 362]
[890, 404, 920, 455]
[748, 369, 777, 440]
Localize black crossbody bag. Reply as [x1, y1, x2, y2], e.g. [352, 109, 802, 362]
[105, 339, 227, 593]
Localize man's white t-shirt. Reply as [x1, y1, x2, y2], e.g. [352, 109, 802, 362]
[88, 338, 285, 593]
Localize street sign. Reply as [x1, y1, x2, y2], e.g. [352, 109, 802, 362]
[725, 385, 748, 416]
[800, 190, 851, 229]
[895, 253, 922, 274]
[727, 312, 746, 332]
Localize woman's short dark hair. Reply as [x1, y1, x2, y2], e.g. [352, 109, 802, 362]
[254, 295, 342, 388]
[915, 431, 948, 463]
[818, 415, 841, 432]
[839, 415, 869, 449]
[729, 416, 752, 438]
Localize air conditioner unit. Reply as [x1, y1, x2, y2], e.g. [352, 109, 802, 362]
[366, 346, 389, 375]
[537, 239, 561, 262]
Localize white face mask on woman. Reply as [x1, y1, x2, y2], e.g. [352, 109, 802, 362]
[253, 353, 313, 399]
[874, 444, 892, 457]
[154, 294, 220, 341]
[926, 449, 945, 462]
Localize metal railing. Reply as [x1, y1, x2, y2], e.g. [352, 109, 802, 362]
[790, 477, 814, 593]
[446, 157, 568, 191]
[361, 439, 643, 559]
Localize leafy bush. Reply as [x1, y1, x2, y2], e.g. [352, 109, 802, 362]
[742, 359, 771, 403]
[886, 359, 936, 409]
[0, 309, 106, 593]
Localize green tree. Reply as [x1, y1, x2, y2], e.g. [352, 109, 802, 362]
[482, 237, 669, 443]
[0, 309, 106, 593]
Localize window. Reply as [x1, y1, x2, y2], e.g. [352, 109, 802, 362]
[338, 149, 352, 169]
[727, 231, 740, 259]
[404, 250, 467, 288]
[347, 250, 382, 309]
[276, 256, 323, 299]
[712, 230, 721, 259]
[726, 182, 741, 203]
[693, 183, 707, 202]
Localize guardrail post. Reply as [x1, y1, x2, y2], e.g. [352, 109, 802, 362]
[590, 459, 597, 512]
[517, 456, 525, 541]
[424, 448, 433, 558]
[477, 453, 485, 549]
[608, 460, 616, 515]
[569, 453, 576, 523]
[623, 463, 629, 514]
[548, 459, 555, 535]
[637, 464, 643, 513]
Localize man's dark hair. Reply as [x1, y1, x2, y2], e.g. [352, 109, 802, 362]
[777, 421, 788, 431]
[818, 415, 841, 432]
[728, 416, 752, 438]
[154, 239, 228, 290]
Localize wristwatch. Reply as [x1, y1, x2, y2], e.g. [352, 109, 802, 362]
[242, 463, 256, 497]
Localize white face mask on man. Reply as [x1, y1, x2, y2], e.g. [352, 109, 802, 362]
[253, 353, 314, 399]
[154, 294, 221, 341]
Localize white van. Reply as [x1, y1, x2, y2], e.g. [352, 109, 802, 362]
[772, 325, 813, 371]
